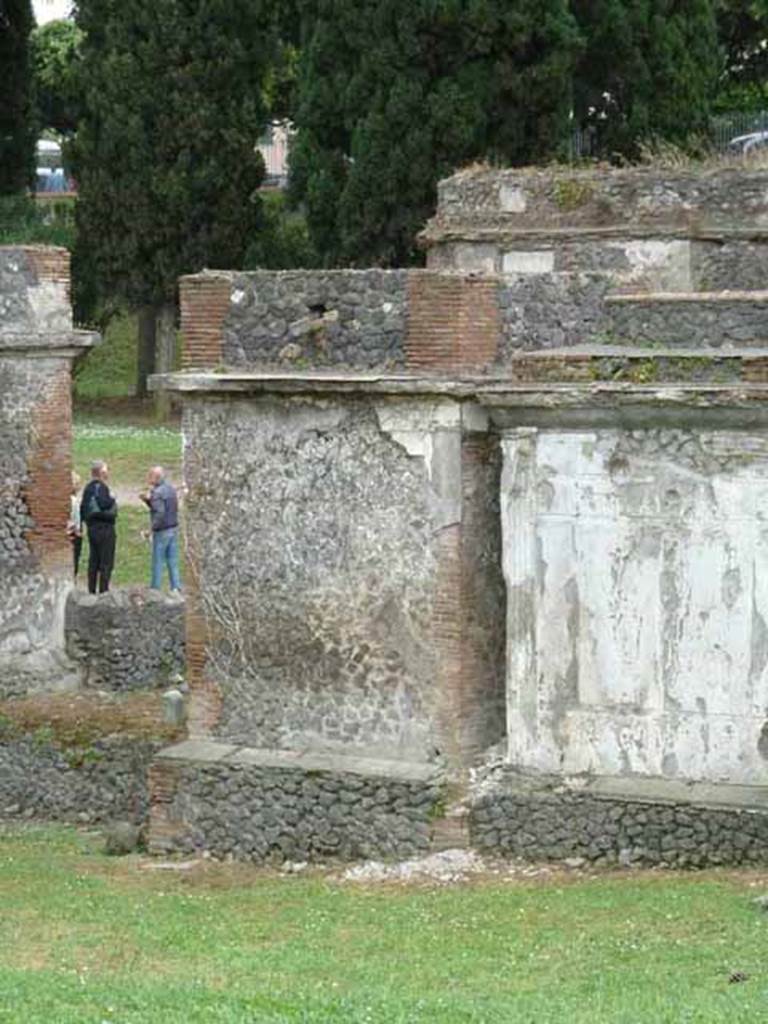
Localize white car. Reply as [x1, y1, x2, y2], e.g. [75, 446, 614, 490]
[726, 131, 768, 156]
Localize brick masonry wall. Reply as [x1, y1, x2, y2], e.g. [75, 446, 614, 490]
[431, 434, 506, 766]
[180, 272, 232, 369]
[26, 245, 71, 293]
[24, 361, 73, 572]
[405, 274, 499, 372]
[181, 269, 507, 375]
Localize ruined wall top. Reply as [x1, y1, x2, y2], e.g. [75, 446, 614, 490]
[422, 165, 768, 245]
[0, 246, 96, 352]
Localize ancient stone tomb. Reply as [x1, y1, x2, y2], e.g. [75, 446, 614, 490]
[148, 166, 768, 866]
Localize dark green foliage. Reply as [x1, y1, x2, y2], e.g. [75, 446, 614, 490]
[71, 0, 275, 308]
[0, 193, 74, 247]
[243, 190, 318, 269]
[0, 0, 35, 194]
[715, 0, 768, 111]
[31, 19, 84, 136]
[290, 0, 582, 267]
[571, 0, 722, 158]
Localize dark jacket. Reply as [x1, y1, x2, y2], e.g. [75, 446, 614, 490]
[144, 479, 178, 532]
[80, 479, 117, 528]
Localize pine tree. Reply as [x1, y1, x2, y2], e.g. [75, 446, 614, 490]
[571, 0, 722, 158]
[71, 0, 276, 396]
[0, 0, 35, 195]
[290, 0, 582, 267]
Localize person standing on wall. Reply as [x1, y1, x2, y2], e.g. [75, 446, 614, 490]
[140, 466, 181, 592]
[80, 460, 118, 594]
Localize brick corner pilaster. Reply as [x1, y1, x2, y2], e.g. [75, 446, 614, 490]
[24, 246, 71, 301]
[147, 759, 186, 854]
[406, 271, 500, 373]
[184, 556, 223, 735]
[24, 363, 74, 573]
[179, 273, 232, 370]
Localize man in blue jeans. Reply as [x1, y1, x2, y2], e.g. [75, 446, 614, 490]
[140, 466, 181, 592]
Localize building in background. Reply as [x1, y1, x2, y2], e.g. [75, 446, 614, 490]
[34, 0, 72, 23]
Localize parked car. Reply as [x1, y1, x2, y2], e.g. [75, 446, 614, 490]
[726, 131, 768, 156]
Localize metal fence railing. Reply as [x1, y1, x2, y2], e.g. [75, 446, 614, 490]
[570, 111, 768, 159]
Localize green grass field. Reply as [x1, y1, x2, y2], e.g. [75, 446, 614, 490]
[74, 314, 139, 402]
[1, 824, 768, 1023]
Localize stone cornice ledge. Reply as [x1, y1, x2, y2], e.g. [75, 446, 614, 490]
[157, 738, 439, 784]
[0, 329, 100, 353]
[151, 371, 768, 403]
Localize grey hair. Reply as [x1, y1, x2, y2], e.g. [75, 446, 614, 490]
[91, 460, 106, 476]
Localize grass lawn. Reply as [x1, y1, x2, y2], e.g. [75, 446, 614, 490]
[73, 419, 182, 493]
[74, 314, 139, 402]
[1, 825, 768, 1023]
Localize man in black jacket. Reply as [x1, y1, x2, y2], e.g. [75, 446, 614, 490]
[79, 460, 118, 594]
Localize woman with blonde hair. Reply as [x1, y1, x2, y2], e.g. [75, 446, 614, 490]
[66, 471, 83, 580]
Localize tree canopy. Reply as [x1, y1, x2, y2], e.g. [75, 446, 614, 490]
[71, 0, 276, 309]
[289, 0, 582, 267]
[571, 0, 722, 157]
[31, 18, 84, 136]
[715, 0, 768, 110]
[0, 0, 35, 195]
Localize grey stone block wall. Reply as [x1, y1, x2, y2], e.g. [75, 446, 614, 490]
[223, 270, 409, 369]
[431, 166, 768, 233]
[499, 274, 612, 353]
[607, 295, 768, 348]
[0, 735, 158, 825]
[692, 240, 768, 292]
[65, 589, 185, 691]
[152, 752, 443, 862]
[470, 778, 768, 868]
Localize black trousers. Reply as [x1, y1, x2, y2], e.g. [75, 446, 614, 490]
[72, 534, 83, 578]
[87, 523, 116, 594]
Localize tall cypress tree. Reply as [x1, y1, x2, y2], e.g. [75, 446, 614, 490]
[0, 0, 35, 195]
[290, 0, 582, 267]
[571, 0, 721, 158]
[715, 0, 768, 110]
[71, 0, 276, 395]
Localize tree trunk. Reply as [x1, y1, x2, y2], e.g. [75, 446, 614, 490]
[154, 302, 177, 421]
[136, 305, 157, 398]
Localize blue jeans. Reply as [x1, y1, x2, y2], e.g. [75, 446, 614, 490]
[151, 527, 181, 591]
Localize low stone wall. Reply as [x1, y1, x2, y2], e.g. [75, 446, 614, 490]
[607, 293, 768, 347]
[0, 692, 182, 826]
[223, 269, 409, 369]
[470, 773, 768, 868]
[149, 741, 443, 861]
[499, 273, 611, 353]
[0, 735, 159, 825]
[65, 588, 185, 691]
[428, 166, 768, 237]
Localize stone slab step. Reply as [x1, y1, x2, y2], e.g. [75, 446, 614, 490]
[605, 290, 768, 348]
